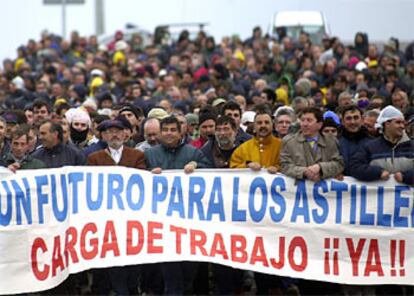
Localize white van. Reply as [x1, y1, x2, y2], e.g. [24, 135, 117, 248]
[270, 11, 330, 45]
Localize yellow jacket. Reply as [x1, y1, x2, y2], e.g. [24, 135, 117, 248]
[230, 134, 282, 169]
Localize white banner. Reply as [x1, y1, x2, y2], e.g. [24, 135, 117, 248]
[0, 166, 413, 294]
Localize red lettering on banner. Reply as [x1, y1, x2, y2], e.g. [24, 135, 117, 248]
[250, 237, 269, 267]
[170, 225, 187, 254]
[364, 239, 384, 277]
[270, 236, 285, 269]
[346, 238, 366, 276]
[31, 238, 49, 281]
[288, 236, 308, 272]
[80, 223, 98, 260]
[101, 221, 120, 258]
[148, 221, 163, 253]
[190, 229, 208, 256]
[230, 235, 248, 263]
[126, 221, 144, 255]
[51, 236, 65, 277]
[210, 233, 229, 259]
[64, 227, 79, 267]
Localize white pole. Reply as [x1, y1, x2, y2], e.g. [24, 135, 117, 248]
[62, 0, 67, 39]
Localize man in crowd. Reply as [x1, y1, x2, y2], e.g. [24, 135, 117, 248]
[191, 112, 216, 148]
[87, 119, 146, 295]
[1, 127, 46, 171]
[351, 105, 413, 185]
[280, 107, 344, 181]
[145, 116, 211, 295]
[221, 101, 252, 143]
[230, 107, 281, 174]
[32, 120, 86, 168]
[135, 118, 161, 152]
[338, 105, 371, 175]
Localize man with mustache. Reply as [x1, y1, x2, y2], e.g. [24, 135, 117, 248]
[87, 119, 146, 295]
[230, 107, 281, 174]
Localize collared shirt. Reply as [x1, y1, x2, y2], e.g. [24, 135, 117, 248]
[306, 136, 319, 151]
[108, 146, 124, 164]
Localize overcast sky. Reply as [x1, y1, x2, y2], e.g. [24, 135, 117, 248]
[1, 0, 413, 62]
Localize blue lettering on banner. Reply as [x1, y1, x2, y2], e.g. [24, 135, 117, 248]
[394, 185, 410, 227]
[376, 186, 391, 227]
[152, 176, 167, 214]
[312, 181, 328, 224]
[232, 177, 246, 222]
[249, 177, 268, 223]
[360, 185, 375, 226]
[0, 181, 13, 226]
[68, 172, 84, 214]
[126, 174, 145, 211]
[86, 173, 104, 211]
[12, 178, 32, 225]
[51, 174, 68, 222]
[331, 181, 348, 224]
[206, 177, 225, 221]
[188, 177, 206, 220]
[269, 177, 286, 222]
[35, 175, 48, 224]
[167, 177, 185, 218]
[107, 174, 125, 210]
[291, 180, 310, 223]
[350, 184, 357, 225]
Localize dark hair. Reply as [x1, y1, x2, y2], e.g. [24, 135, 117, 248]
[340, 104, 363, 117]
[300, 107, 323, 122]
[262, 89, 276, 103]
[40, 120, 63, 142]
[10, 126, 29, 142]
[33, 98, 51, 113]
[216, 115, 237, 130]
[160, 115, 181, 133]
[221, 101, 242, 116]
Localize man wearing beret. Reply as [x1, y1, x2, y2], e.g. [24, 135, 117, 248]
[87, 119, 146, 295]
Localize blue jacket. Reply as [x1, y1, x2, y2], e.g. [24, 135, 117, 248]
[350, 133, 414, 185]
[338, 128, 372, 176]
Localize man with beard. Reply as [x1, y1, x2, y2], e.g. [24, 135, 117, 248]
[338, 105, 371, 176]
[201, 115, 245, 294]
[87, 119, 146, 295]
[144, 115, 211, 295]
[230, 108, 281, 174]
[201, 115, 240, 168]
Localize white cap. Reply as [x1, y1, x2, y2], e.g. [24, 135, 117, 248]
[12, 76, 25, 89]
[91, 68, 104, 77]
[375, 105, 404, 133]
[115, 40, 128, 51]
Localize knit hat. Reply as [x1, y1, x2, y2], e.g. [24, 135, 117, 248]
[65, 108, 91, 128]
[323, 111, 341, 126]
[375, 106, 404, 133]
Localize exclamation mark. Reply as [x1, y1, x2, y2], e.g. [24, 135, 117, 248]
[399, 240, 405, 276]
[333, 238, 339, 275]
[390, 240, 396, 276]
[324, 238, 330, 274]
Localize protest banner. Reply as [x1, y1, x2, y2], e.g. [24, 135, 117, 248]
[0, 166, 413, 294]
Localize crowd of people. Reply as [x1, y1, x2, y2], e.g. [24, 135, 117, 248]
[0, 25, 413, 295]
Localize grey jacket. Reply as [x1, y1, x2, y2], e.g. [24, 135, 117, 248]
[280, 132, 344, 179]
